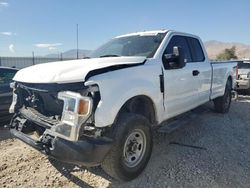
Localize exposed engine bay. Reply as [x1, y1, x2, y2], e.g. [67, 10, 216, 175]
[9, 82, 101, 141]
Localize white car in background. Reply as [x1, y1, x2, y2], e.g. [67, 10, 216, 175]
[236, 61, 250, 92]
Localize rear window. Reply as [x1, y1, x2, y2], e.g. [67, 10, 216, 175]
[238, 61, 250, 69]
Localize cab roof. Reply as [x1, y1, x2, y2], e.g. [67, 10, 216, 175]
[115, 30, 169, 38]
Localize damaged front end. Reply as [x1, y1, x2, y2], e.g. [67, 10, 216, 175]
[8, 82, 113, 166]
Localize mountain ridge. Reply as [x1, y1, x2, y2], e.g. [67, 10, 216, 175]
[204, 40, 250, 59]
[46, 49, 92, 59]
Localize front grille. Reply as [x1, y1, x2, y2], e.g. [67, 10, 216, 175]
[16, 82, 88, 129]
[17, 82, 86, 117]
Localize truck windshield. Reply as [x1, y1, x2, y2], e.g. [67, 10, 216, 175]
[90, 33, 166, 58]
[238, 61, 250, 69]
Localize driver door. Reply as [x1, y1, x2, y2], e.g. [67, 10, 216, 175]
[162, 35, 200, 119]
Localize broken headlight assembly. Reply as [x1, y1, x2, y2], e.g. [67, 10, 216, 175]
[49, 91, 93, 141]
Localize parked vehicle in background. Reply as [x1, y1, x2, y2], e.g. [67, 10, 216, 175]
[235, 61, 250, 92]
[8, 30, 237, 181]
[0, 67, 18, 122]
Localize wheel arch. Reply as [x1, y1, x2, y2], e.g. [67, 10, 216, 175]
[115, 95, 157, 126]
[227, 75, 233, 88]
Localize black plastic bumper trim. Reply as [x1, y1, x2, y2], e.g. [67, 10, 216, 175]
[10, 129, 44, 151]
[10, 128, 113, 166]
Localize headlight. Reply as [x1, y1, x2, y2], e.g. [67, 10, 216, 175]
[58, 91, 92, 126]
[50, 91, 93, 141]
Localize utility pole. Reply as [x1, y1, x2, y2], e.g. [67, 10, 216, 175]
[32, 51, 35, 65]
[76, 24, 79, 59]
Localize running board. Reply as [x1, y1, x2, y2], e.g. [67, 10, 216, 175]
[157, 105, 209, 134]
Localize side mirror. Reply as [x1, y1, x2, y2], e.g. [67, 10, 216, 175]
[163, 46, 186, 69]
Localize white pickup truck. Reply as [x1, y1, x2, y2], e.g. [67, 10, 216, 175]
[9, 30, 237, 181]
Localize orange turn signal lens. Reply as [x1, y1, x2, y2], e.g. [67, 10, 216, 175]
[78, 99, 90, 115]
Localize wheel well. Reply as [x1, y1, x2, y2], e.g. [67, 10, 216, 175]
[116, 95, 156, 126]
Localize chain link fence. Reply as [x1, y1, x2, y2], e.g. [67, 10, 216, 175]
[0, 56, 75, 69]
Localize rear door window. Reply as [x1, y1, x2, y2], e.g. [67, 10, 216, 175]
[187, 37, 205, 62]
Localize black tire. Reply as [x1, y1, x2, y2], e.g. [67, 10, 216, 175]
[213, 79, 232, 113]
[101, 113, 153, 181]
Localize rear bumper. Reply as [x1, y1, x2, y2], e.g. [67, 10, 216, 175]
[10, 128, 113, 166]
[236, 79, 250, 90]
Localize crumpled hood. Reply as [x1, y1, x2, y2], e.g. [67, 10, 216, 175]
[13, 56, 146, 84]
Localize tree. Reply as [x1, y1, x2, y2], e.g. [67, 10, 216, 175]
[216, 46, 238, 60]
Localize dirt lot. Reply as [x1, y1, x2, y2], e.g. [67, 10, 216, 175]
[1, 95, 250, 188]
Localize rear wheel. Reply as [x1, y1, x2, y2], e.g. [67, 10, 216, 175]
[213, 79, 232, 113]
[101, 113, 152, 181]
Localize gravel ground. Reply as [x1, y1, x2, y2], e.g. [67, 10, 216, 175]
[0, 95, 250, 188]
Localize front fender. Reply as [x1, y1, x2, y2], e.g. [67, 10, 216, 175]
[85, 63, 163, 127]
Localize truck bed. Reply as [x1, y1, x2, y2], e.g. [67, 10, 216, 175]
[210, 61, 237, 100]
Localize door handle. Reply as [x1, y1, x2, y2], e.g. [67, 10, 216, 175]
[192, 70, 200, 76]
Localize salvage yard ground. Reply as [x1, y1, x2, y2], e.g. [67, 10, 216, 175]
[0, 95, 250, 188]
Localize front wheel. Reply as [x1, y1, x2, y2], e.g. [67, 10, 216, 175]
[213, 79, 232, 113]
[101, 113, 153, 181]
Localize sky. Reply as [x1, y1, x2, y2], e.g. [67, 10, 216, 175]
[0, 0, 250, 57]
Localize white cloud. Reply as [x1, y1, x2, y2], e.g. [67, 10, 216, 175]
[34, 43, 62, 48]
[34, 43, 62, 50]
[0, 32, 15, 36]
[0, 2, 9, 7]
[9, 44, 15, 53]
[48, 47, 57, 50]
